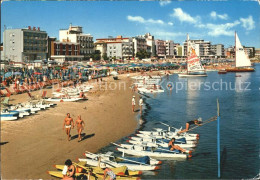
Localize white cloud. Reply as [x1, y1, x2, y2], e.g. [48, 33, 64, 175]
[197, 20, 240, 37]
[159, 0, 171, 6]
[171, 8, 200, 24]
[127, 15, 173, 26]
[210, 11, 228, 20]
[154, 31, 185, 39]
[240, 15, 255, 30]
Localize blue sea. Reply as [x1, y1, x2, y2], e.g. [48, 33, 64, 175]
[100, 64, 260, 179]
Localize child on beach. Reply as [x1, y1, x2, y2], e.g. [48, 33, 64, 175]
[75, 115, 85, 142]
[139, 97, 143, 114]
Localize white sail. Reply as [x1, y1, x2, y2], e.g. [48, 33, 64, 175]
[235, 32, 251, 67]
[187, 42, 204, 72]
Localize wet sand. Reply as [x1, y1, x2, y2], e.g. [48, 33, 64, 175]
[0, 74, 140, 179]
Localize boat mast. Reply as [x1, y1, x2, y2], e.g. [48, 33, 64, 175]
[235, 31, 236, 67]
[186, 33, 189, 73]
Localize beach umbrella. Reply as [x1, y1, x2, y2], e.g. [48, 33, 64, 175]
[110, 71, 118, 76]
[34, 72, 42, 75]
[14, 72, 22, 76]
[4, 72, 12, 78]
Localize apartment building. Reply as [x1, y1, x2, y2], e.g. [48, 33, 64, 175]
[96, 35, 133, 60]
[165, 40, 174, 58]
[3, 26, 47, 62]
[211, 44, 225, 58]
[183, 39, 212, 58]
[49, 39, 83, 63]
[155, 39, 166, 58]
[59, 24, 94, 59]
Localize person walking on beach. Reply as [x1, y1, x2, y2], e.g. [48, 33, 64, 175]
[63, 113, 74, 141]
[62, 159, 75, 180]
[75, 115, 85, 142]
[178, 118, 202, 134]
[132, 96, 136, 113]
[139, 97, 143, 114]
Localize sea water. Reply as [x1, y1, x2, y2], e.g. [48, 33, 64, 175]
[100, 64, 260, 179]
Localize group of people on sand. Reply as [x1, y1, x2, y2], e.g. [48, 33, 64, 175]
[131, 96, 143, 114]
[62, 159, 116, 180]
[63, 113, 85, 142]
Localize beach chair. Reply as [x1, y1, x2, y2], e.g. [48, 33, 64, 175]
[0, 90, 6, 97]
[5, 88, 13, 95]
[27, 91, 36, 100]
[1, 97, 10, 107]
[12, 87, 22, 94]
[42, 90, 47, 99]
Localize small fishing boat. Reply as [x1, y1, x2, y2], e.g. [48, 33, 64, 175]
[218, 70, 227, 74]
[137, 87, 164, 94]
[114, 143, 191, 159]
[226, 32, 255, 72]
[79, 151, 160, 171]
[0, 109, 19, 121]
[46, 97, 83, 102]
[178, 34, 207, 77]
[128, 137, 196, 149]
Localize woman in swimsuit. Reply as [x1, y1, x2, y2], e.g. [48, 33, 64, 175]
[75, 115, 85, 142]
[178, 119, 202, 134]
[103, 167, 116, 180]
[62, 159, 75, 180]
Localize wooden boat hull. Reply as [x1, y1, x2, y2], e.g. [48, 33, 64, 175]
[225, 68, 255, 72]
[178, 73, 207, 77]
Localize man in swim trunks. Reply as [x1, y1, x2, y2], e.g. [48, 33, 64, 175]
[75, 115, 85, 142]
[63, 113, 74, 141]
[178, 119, 202, 134]
[168, 138, 189, 154]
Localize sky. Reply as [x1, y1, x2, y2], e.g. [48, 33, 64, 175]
[1, 0, 260, 48]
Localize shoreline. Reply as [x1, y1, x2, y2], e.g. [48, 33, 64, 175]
[0, 73, 141, 179]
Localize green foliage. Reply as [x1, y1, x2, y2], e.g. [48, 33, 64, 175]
[136, 50, 151, 60]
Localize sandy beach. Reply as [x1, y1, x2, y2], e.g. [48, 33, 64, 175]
[0, 74, 140, 179]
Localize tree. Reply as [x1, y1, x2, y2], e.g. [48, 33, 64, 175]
[102, 53, 109, 61]
[136, 50, 151, 60]
[90, 50, 101, 61]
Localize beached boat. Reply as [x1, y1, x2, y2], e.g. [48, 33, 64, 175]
[79, 151, 160, 171]
[114, 143, 190, 159]
[226, 32, 254, 72]
[218, 70, 227, 74]
[178, 34, 207, 77]
[47, 171, 140, 180]
[136, 129, 199, 141]
[85, 151, 161, 165]
[0, 109, 19, 121]
[137, 87, 164, 94]
[128, 137, 196, 149]
[45, 97, 83, 102]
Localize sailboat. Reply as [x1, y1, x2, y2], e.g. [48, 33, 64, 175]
[226, 32, 255, 72]
[178, 34, 207, 77]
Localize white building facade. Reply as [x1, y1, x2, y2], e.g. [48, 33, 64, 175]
[3, 27, 47, 62]
[59, 24, 94, 58]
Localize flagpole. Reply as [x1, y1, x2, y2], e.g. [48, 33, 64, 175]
[217, 99, 220, 178]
